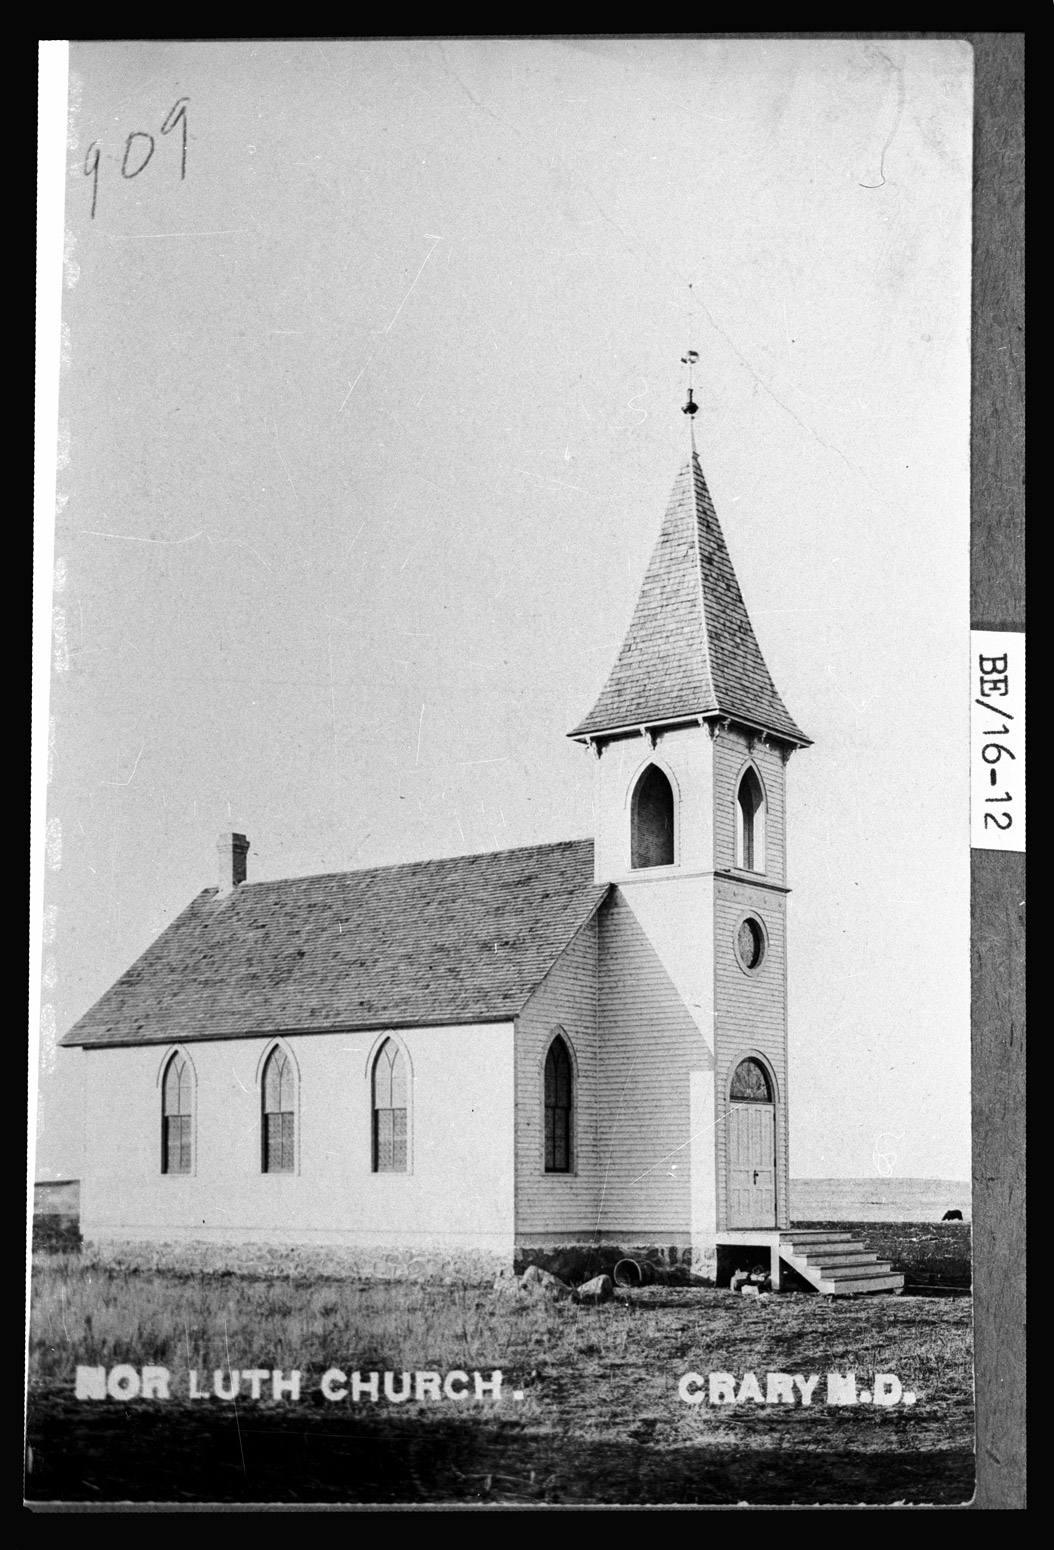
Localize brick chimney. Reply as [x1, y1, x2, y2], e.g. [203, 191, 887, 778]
[216, 832, 250, 894]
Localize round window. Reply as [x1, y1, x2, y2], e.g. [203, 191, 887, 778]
[735, 916, 765, 971]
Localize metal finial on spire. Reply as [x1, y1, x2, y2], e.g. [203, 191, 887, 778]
[681, 281, 700, 440]
[681, 359, 699, 416]
[680, 346, 699, 448]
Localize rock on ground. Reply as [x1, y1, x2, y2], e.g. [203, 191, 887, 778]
[519, 1264, 574, 1300]
[574, 1274, 614, 1304]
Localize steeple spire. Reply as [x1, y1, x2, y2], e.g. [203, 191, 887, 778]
[568, 444, 810, 747]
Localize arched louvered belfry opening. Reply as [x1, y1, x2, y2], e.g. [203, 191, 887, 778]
[735, 766, 766, 872]
[261, 1045, 296, 1173]
[161, 1051, 193, 1174]
[631, 764, 675, 868]
[544, 1034, 573, 1173]
[372, 1038, 408, 1172]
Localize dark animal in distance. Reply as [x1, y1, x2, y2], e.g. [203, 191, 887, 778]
[942, 1209, 963, 1221]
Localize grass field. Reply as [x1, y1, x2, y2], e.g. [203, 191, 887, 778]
[25, 1225, 974, 1505]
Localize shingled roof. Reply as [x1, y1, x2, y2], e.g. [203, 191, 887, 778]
[569, 452, 809, 745]
[61, 840, 608, 1049]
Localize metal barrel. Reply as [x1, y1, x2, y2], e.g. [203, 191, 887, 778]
[613, 1258, 643, 1287]
[614, 1257, 669, 1287]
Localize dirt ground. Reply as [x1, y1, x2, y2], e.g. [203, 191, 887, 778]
[26, 1268, 974, 1506]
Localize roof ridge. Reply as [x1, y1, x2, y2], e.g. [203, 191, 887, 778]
[203, 834, 596, 893]
[514, 882, 611, 1016]
[689, 451, 717, 718]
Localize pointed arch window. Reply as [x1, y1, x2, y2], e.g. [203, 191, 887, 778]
[735, 767, 766, 873]
[372, 1039, 408, 1173]
[262, 1047, 296, 1173]
[544, 1035, 573, 1173]
[161, 1052, 193, 1174]
[631, 764, 675, 869]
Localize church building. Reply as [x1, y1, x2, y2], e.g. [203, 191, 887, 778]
[63, 425, 837, 1285]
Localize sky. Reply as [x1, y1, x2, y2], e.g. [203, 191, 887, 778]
[35, 38, 974, 1182]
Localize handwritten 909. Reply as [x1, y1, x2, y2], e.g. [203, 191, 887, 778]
[83, 98, 189, 220]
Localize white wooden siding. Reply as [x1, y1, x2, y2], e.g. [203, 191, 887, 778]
[594, 890, 710, 1240]
[713, 728, 787, 883]
[713, 878, 790, 1230]
[79, 1023, 517, 1254]
[514, 913, 601, 1239]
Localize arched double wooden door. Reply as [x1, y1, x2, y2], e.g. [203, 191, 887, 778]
[727, 1057, 776, 1228]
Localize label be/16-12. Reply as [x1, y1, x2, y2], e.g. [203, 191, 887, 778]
[970, 631, 1025, 852]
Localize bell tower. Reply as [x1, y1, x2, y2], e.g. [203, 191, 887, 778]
[568, 390, 810, 1278]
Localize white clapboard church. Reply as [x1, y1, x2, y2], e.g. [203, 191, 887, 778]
[62, 414, 902, 1292]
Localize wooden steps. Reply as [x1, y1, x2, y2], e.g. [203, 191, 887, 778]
[779, 1230, 904, 1297]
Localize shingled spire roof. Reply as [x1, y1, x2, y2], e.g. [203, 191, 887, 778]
[568, 452, 809, 745]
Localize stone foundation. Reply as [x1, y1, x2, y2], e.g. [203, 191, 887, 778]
[513, 1242, 710, 1285]
[75, 1237, 719, 1288]
[80, 1238, 508, 1284]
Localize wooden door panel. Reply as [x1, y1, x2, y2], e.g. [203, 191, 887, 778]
[728, 1103, 776, 1228]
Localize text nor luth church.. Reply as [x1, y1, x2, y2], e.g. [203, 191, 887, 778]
[65, 394, 905, 1290]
